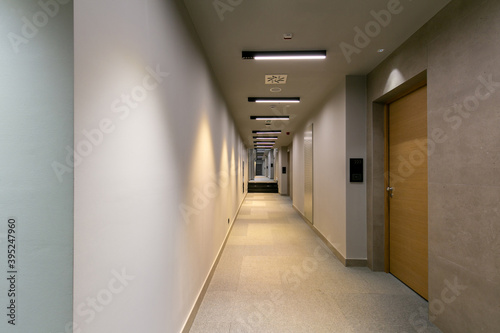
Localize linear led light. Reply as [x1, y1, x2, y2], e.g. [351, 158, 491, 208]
[253, 136, 278, 140]
[250, 116, 290, 121]
[248, 97, 300, 103]
[254, 142, 275, 145]
[255, 146, 274, 149]
[252, 130, 282, 134]
[242, 50, 327, 60]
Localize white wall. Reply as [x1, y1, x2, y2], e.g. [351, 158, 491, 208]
[0, 1, 74, 332]
[292, 77, 367, 261]
[292, 131, 305, 213]
[312, 83, 347, 257]
[74, 1, 246, 332]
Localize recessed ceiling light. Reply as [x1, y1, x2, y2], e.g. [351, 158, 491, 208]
[270, 87, 282, 93]
[242, 50, 327, 60]
[248, 97, 300, 103]
[250, 116, 290, 121]
[377, 49, 385, 53]
[253, 141, 275, 145]
[255, 145, 274, 148]
[253, 136, 278, 140]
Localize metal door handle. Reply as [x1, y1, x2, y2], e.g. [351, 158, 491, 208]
[386, 187, 394, 198]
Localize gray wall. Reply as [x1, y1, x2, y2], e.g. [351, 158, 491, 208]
[0, 1, 74, 332]
[345, 76, 367, 259]
[278, 147, 289, 195]
[366, 0, 500, 331]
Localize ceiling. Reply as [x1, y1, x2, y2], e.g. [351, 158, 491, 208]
[182, 0, 450, 149]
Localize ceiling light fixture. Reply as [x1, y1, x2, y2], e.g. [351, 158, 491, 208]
[248, 97, 300, 103]
[250, 116, 290, 121]
[253, 130, 282, 134]
[242, 50, 327, 60]
[253, 136, 278, 140]
[254, 142, 275, 145]
[255, 146, 274, 148]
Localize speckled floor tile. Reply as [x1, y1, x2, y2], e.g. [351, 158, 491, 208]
[190, 193, 442, 333]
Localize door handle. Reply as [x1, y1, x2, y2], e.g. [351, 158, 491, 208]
[386, 187, 394, 198]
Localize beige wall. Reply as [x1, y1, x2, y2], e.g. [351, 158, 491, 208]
[366, 0, 500, 331]
[310, 83, 348, 257]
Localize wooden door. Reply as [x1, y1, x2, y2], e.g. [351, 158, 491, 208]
[387, 86, 428, 299]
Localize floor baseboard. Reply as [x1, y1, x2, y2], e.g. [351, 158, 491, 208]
[182, 192, 247, 333]
[291, 204, 367, 268]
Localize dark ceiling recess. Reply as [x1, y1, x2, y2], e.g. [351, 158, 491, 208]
[242, 50, 327, 60]
[252, 130, 282, 134]
[253, 136, 278, 139]
[250, 116, 290, 120]
[248, 97, 300, 103]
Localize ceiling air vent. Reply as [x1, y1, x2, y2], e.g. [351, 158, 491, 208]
[265, 75, 288, 84]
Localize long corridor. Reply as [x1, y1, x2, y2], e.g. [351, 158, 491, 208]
[190, 194, 441, 333]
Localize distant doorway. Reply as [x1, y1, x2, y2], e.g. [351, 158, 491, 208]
[256, 163, 263, 176]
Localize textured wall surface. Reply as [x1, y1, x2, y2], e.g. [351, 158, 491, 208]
[367, 0, 500, 331]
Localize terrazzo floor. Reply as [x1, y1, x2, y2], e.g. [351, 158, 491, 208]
[190, 193, 442, 333]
